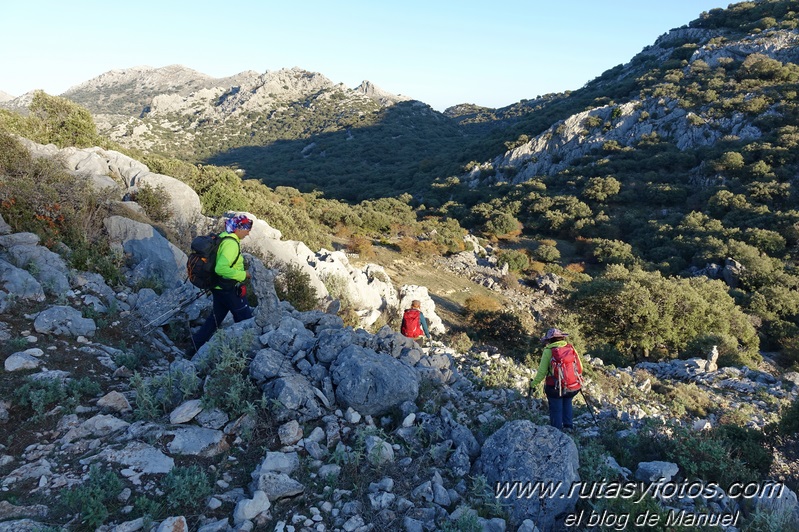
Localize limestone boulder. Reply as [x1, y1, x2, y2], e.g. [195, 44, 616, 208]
[330, 344, 419, 416]
[473, 420, 580, 529]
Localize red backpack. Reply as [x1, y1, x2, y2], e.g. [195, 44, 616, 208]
[401, 309, 423, 338]
[545, 344, 583, 395]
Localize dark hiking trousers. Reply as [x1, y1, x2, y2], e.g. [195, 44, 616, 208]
[545, 385, 577, 430]
[191, 286, 252, 350]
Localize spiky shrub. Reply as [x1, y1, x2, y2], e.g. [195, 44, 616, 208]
[130, 369, 200, 420]
[162, 465, 213, 511]
[13, 376, 101, 421]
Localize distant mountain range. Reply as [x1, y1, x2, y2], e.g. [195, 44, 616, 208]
[3, 1, 799, 206]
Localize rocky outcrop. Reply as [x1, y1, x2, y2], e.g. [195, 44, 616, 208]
[463, 26, 799, 190]
[0, 232, 71, 296]
[330, 344, 420, 416]
[355, 80, 412, 107]
[473, 420, 580, 529]
[103, 215, 187, 289]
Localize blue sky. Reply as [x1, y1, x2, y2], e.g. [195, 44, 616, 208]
[2, 0, 728, 111]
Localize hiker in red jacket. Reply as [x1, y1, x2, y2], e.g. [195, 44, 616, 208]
[530, 328, 584, 431]
[401, 300, 431, 343]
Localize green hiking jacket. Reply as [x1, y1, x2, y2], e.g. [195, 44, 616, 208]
[530, 340, 583, 389]
[214, 232, 246, 286]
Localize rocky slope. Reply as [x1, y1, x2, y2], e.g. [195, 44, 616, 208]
[1, 138, 798, 531]
[462, 24, 799, 187]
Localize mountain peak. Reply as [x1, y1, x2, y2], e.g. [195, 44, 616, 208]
[355, 80, 411, 106]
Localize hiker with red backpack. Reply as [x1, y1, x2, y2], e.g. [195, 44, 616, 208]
[401, 300, 431, 345]
[187, 214, 254, 356]
[529, 328, 584, 431]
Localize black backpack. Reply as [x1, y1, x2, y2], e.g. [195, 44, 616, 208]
[186, 233, 239, 290]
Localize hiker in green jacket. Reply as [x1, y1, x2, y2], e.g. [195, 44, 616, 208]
[530, 328, 584, 431]
[188, 214, 253, 354]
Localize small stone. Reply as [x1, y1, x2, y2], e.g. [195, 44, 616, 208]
[279, 420, 303, 446]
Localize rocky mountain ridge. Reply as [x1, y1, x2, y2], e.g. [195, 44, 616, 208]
[1, 65, 414, 163]
[463, 24, 799, 187]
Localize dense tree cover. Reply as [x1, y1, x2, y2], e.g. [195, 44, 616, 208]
[570, 265, 760, 367]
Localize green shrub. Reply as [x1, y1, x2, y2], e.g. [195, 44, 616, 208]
[0, 131, 121, 282]
[651, 382, 715, 418]
[133, 183, 172, 223]
[533, 243, 561, 263]
[275, 262, 319, 311]
[448, 331, 474, 353]
[777, 398, 799, 435]
[200, 330, 261, 419]
[60, 464, 123, 529]
[469, 310, 532, 361]
[13, 376, 101, 421]
[497, 249, 530, 272]
[606, 421, 771, 487]
[130, 368, 200, 420]
[572, 266, 760, 367]
[16, 91, 102, 148]
[162, 465, 213, 511]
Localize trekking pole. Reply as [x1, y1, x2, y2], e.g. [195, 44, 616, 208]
[578, 388, 599, 425]
[142, 289, 209, 335]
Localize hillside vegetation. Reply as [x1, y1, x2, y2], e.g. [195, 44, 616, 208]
[1, 4, 799, 528]
[6, 1, 799, 375]
[14, 1, 795, 373]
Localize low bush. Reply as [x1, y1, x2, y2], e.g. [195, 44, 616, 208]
[463, 295, 502, 315]
[162, 465, 213, 511]
[130, 369, 200, 420]
[13, 376, 101, 421]
[0, 130, 122, 283]
[60, 464, 123, 529]
[275, 261, 319, 312]
[133, 182, 172, 223]
[200, 330, 262, 420]
[777, 397, 799, 435]
[601, 420, 771, 487]
[469, 310, 532, 361]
